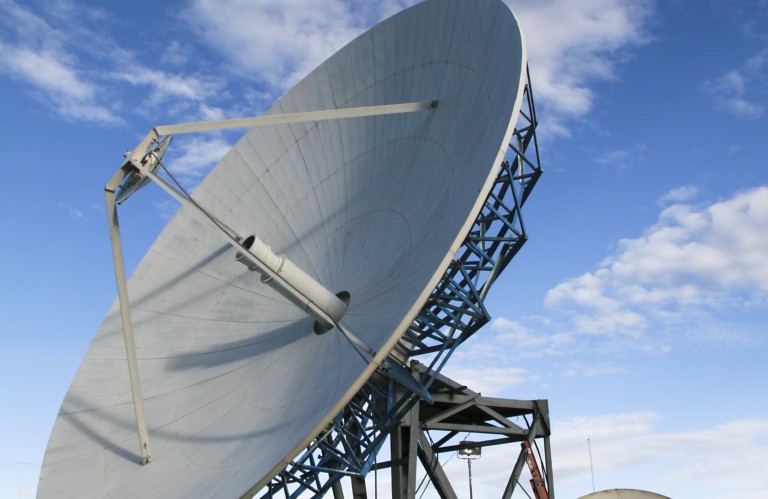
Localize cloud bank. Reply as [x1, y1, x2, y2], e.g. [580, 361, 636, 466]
[546, 186, 768, 336]
[184, 0, 653, 137]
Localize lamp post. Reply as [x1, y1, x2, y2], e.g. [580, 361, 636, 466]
[458, 442, 482, 499]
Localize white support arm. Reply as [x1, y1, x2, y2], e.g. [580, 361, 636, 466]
[153, 101, 437, 136]
[104, 170, 153, 465]
[102, 100, 434, 467]
[128, 156, 349, 328]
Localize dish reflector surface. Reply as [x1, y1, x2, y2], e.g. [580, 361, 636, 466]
[39, 0, 527, 496]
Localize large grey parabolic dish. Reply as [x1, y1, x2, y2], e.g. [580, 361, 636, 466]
[39, 0, 527, 496]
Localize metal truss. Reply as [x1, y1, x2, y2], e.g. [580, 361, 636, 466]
[401, 65, 541, 369]
[257, 67, 542, 499]
[387, 366, 553, 499]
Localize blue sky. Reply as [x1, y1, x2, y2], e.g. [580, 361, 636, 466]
[0, 0, 766, 498]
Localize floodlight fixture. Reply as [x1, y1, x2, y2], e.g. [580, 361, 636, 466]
[458, 444, 482, 459]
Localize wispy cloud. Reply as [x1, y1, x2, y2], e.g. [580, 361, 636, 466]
[562, 361, 625, 378]
[57, 202, 88, 221]
[110, 66, 220, 109]
[657, 185, 698, 206]
[440, 363, 538, 397]
[457, 188, 768, 362]
[704, 48, 767, 119]
[0, 0, 230, 128]
[0, 1, 118, 123]
[514, 0, 653, 137]
[153, 199, 181, 221]
[552, 413, 768, 492]
[545, 186, 768, 336]
[415, 412, 768, 498]
[184, 0, 413, 93]
[165, 135, 234, 181]
[594, 143, 648, 170]
[183, 0, 653, 137]
[552, 411, 663, 483]
[704, 70, 765, 118]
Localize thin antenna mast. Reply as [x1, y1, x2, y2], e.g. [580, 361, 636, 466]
[587, 436, 595, 492]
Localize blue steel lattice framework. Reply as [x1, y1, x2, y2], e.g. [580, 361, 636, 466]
[259, 67, 542, 499]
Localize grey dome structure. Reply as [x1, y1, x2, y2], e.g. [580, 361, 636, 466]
[579, 489, 671, 499]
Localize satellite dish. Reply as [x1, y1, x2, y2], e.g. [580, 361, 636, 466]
[38, 0, 529, 496]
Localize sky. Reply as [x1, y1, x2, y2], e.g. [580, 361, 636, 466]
[0, 0, 766, 498]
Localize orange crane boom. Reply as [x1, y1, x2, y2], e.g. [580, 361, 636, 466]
[523, 440, 550, 499]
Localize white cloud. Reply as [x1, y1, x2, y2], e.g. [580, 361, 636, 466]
[430, 318, 575, 377]
[0, 43, 117, 123]
[0, 0, 230, 125]
[153, 199, 181, 221]
[704, 48, 767, 119]
[159, 40, 193, 68]
[111, 66, 219, 106]
[552, 413, 768, 495]
[0, 485, 35, 499]
[3, 45, 89, 100]
[562, 361, 625, 378]
[0, 0, 118, 124]
[658, 185, 698, 206]
[553, 412, 662, 482]
[67, 208, 84, 219]
[388, 413, 768, 499]
[440, 363, 536, 397]
[442, 315, 665, 366]
[705, 70, 765, 118]
[545, 186, 768, 336]
[183, 0, 652, 136]
[594, 143, 648, 170]
[165, 135, 233, 180]
[490, 316, 576, 357]
[57, 202, 89, 221]
[185, 0, 414, 93]
[197, 103, 228, 122]
[512, 0, 653, 136]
